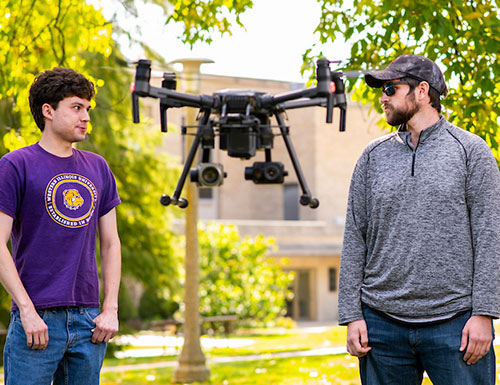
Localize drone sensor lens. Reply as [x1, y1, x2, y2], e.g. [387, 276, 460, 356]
[201, 167, 219, 184]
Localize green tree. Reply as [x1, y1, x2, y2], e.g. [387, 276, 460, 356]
[0, 0, 113, 151]
[138, 287, 180, 321]
[0, 0, 114, 325]
[0, 0, 182, 322]
[0, 0, 255, 149]
[198, 223, 293, 325]
[0, 0, 256, 326]
[309, 0, 500, 162]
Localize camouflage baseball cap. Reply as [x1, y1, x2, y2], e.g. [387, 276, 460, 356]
[365, 54, 448, 97]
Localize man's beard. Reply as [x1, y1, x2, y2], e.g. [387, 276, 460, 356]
[385, 92, 419, 126]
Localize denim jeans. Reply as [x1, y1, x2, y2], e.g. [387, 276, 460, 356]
[359, 305, 495, 385]
[3, 307, 107, 385]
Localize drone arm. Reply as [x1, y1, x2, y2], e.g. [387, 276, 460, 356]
[133, 60, 212, 105]
[332, 75, 347, 132]
[280, 97, 327, 110]
[160, 103, 168, 132]
[281, 93, 347, 131]
[147, 86, 215, 109]
[262, 87, 317, 108]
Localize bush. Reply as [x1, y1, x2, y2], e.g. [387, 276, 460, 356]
[198, 223, 293, 326]
[138, 288, 179, 321]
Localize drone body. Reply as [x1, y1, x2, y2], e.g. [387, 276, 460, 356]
[132, 59, 347, 209]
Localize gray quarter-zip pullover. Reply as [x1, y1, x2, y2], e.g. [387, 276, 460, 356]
[338, 117, 500, 325]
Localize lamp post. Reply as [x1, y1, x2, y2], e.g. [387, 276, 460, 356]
[172, 58, 213, 383]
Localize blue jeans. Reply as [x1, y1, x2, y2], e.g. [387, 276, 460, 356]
[3, 307, 107, 385]
[359, 306, 495, 385]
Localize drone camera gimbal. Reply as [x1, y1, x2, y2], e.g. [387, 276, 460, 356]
[131, 59, 347, 209]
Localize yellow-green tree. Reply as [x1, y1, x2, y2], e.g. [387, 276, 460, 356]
[0, 0, 116, 324]
[0, 0, 257, 325]
[308, 0, 500, 162]
[1, 0, 255, 148]
[0, 0, 112, 150]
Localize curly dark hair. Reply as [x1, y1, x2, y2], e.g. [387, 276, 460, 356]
[29, 67, 95, 131]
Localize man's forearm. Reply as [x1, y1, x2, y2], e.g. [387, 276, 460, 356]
[100, 241, 121, 313]
[0, 244, 34, 313]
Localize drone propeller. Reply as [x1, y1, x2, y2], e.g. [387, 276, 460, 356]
[342, 70, 370, 79]
[319, 58, 374, 80]
[128, 60, 178, 80]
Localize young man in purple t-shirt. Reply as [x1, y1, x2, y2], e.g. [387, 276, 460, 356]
[0, 68, 121, 384]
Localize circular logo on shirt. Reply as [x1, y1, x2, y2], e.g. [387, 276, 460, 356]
[45, 173, 98, 228]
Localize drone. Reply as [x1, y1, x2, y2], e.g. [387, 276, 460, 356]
[131, 59, 347, 209]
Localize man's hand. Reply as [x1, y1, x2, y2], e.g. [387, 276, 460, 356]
[91, 309, 119, 344]
[20, 309, 49, 350]
[346, 319, 371, 357]
[460, 315, 492, 365]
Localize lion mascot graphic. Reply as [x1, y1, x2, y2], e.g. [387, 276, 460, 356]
[63, 189, 84, 210]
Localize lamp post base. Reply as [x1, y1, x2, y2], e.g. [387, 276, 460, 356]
[173, 363, 210, 383]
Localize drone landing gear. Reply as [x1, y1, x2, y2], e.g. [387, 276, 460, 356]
[275, 111, 319, 209]
[160, 194, 188, 208]
[160, 108, 320, 210]
[300, 194, 319, 209]
[159, 110, 211, 208]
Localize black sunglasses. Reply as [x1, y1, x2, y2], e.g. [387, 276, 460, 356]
[382, 81, 408, 96]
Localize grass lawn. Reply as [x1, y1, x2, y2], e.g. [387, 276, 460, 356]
[0, 323, 497, 383]
[103, 325, 348, 367]
[100, 324, 500, 384]
[101, 354, 367, 385]
[100, 354, 442, 385]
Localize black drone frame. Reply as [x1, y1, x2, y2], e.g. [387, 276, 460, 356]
[131, 59, 347, 209]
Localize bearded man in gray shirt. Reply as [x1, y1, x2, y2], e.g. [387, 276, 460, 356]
[339, 54, 500, 385]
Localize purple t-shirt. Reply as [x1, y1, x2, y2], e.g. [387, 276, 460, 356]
[0, 143, 121, 310]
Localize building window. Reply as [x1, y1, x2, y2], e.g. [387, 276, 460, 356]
[329, 268, 338, 292]
[284, 183, 299, 220]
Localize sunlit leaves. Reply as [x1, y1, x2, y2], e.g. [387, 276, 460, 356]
[0, 1, 181, 319]
[0, 0, 113, 152]
[105, 0, 253, 47]
[164, 0, 253, 46]
[310, 0, 500, 164]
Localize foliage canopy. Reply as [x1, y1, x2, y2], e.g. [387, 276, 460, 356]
[0, 0, 181, 323]
[308, 0, 500, 162]
[0, 0, 112, 151]
[109, 0, 254, 48]
[1, 0, 300, 328]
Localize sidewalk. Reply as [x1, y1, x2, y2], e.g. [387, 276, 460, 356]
[102, 346, 348, 373]
[112, 320, 338, 359]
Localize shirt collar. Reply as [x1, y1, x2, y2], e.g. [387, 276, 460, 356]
[398, 116, 445, 144]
